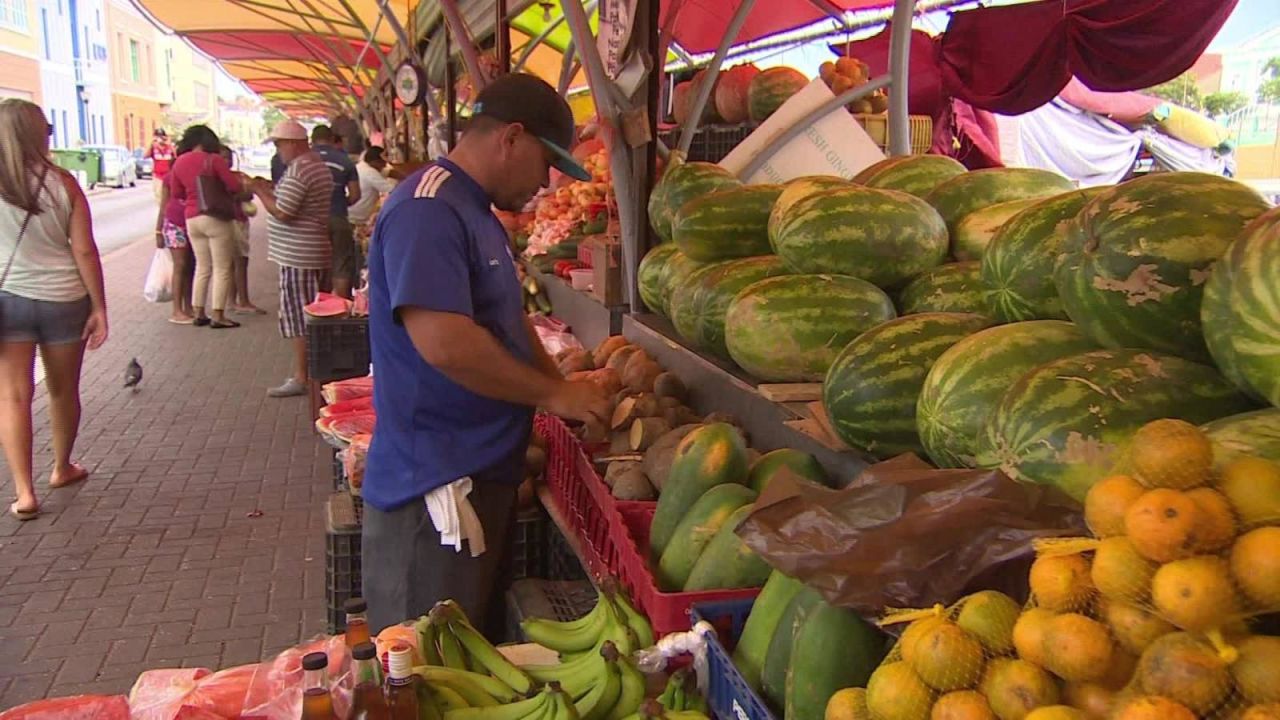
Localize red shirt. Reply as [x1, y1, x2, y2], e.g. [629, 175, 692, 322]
[167, 149, 243, 221]
[148, 140, 176, 177]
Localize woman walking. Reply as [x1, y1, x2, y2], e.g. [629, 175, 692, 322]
[153, 133, 197, 323]
[167, 125, 243, 328]
[0, 99, 109, 520]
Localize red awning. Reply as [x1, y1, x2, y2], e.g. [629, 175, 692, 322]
[663, 0, 897, 54]
[185, 31, 387, 69]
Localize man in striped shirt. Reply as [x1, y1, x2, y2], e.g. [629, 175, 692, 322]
[248, 119, 335, 397]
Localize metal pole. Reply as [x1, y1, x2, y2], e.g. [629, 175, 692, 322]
[496, 0, 511, 72]
[439, 0, 488, 91]
[887, 0, 915, 155]
[676, 0, 756, 155]
[738, 74, 891, 180]
[806, 0, 852, 27]
[513, 0, 597, 72]
[445, 29, 458, 151]
[557, 39, 578, 95]
[640, 0, 661, 310]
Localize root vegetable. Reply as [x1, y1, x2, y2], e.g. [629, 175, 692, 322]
[611, 393, 660, 429]
[606, 346, 643, 374]
[612, 466, 656, 500]
[630, 417, 673, 451]
[557, 348, 594, 374]
[657, 396, 683, 411]
[653, 372, 687, 401]
[662, 405, 701, 427]
[592, 336, 630, 368]
[621, 348, 653, 378]
[604, 460, 642, 488]
[642, 423, 704, 490]
[623, 359, 663, 393]
[608, 432, 632, 455]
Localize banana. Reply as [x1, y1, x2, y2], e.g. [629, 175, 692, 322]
[607, 586, 655, 649]
[414, 668, 499, 707]
[414, 665, 521, 703]
[438, 625, 470, 671]
[546, 682, 583, 720]
[446, 617, 536, 695]
[524, 644, 607, 699]
[521, 589, 612, 653]
[443, 686, 552, 720]
[671, 679, 685, 712]
[416, 681, 445, 720]
[428, 683, 472, 712]
[416, 616, 444, 666]
[574, 646, 621, 720]
[605, 655, 645, 720]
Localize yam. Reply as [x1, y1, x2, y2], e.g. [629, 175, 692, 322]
[592, 336, 630, 368]
[657, 396, 683, 411]
[642, 423, 704, 490]
[612, 466, 656, 500]
[630, 417, 673, 451]
[662, 405, 701, 428]
[557, 348, 594, 374]
[525, 445, 547, 476]
[611, 393, 660, 429]
[604, 460, 642, 488]
[623, 359, 663, 393]
[653, 372, 687, 401]
[621, 348, 653, 378]
[608, 432, 632, 455]
[566, 370, 593, 382]
[606, 345, 643, 374]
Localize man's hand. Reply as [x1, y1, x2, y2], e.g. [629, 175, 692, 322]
[544, 379, 611, 425]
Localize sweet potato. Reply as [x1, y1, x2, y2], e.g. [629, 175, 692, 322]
[611, 466, 656, 500]
[623, 359, 662, 393]
[604, 460, 642, 488]
[630, 417, 673, 451]
[557, 348, 594, 374]
[586, 368, 623, 396]
[592, 336, 630, 368]
[606, 345, 643, 374]
[621, 348, 653, 379]
[611, 393, 660, 429]
[652, 372, 687, 401]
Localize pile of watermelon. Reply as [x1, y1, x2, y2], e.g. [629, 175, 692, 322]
[641, 153, 1280, 504]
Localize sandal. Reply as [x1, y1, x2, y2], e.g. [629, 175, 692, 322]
[209, 320, 241, 329]
[49, 463, 89, 489]
[193, 317, 211, 327]
[9, 501, 39, 521]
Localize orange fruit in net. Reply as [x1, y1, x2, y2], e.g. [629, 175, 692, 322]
[1125, 489, 1202, 563]
[826, 687, 871, 720]
[1024, 707, 1085, 720]
[956, 591, 1021, 655]
[1028, 554, 1094, 612]
[908, 620, 985, 692]
[1151, 555, 1241, 632]
[1097, 597, 1174, 656]
[1129, 419, 1213, 490]
[866, 661, 935, 720]
[1012, 608, 1055, 668]
[1040, 613, 1114, 683]
[900, 615, 950, 666]
[1134, 632, 1233, 715]
[1232, 635, 1280, 704]
[1084, 474, 1145, 537]
[931, 691, 996, 720]
[1186, 487, 1239, 553]
[1230, 526, 1280, 610]
[1097, 647, 1137, 691]
[1090, 536, 1156, 601]
[1062, 682, 1114, 720]
[980, 658, 1060, 720]
[1242, 706, 1280, 720]
[1217, 456, 1280, 528]
[1113, 696, 1196, 720]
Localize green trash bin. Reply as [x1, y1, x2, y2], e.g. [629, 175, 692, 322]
[50, 149, 102, 188]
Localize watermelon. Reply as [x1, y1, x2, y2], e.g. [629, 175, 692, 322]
[896, 262, 988, 315]
[852, 155, 967, 198]
[1054, 172, 1270, 362]
[824, 312, 993, 459]
[670, 260, 733, 345]
[981, 188, 1107, 323]
[1202, 409, 1280, 464]
[659, 250, 707, 319]
[767, 175, 851, 251]
[978, 349, 1258, 501]
[715, 64, 761, 124]
[725, 275, 896, 382]
[682, 255, 792, 359]
[638, 244, 680, 315]
[649, 161, 741, 243]
[772, 186, 948, 289]
[673, 185, 783, 261]
[925, 167, 1075, 236]
[917, 321, 1097, 468]
[1201, 207, 1280, 405]
[952, 197, 1040, 261]
[748, 67, 809, 122]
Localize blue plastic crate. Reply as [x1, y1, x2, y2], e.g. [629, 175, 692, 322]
[690, 599, 777, 720]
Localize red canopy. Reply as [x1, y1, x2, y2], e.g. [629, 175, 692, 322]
[663, 0, 897, 54]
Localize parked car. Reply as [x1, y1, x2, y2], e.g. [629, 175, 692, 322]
[132, 148, 154, 178]
[82, 145, 138, 188]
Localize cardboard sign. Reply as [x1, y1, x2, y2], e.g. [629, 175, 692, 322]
[719, 79, 886, 184]
[598, 0, 639, 80]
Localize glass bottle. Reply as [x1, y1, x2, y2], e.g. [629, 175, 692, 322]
[384, 644, 419, 720]
[348, 642, 390, 720]
[344, 598, 370, 648]
[300, 651, 337, 720]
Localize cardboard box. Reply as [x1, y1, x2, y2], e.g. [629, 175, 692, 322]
[590, 237, 623, 307]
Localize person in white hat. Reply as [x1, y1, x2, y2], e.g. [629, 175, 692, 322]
[247, 120, 335, 397]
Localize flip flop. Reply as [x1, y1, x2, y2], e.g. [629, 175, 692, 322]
[49, 463, 89, 489]
[9, 501, 39, 521]
[168, 317, 195, 325]
[232, 306, 268, 316]
[209, 320, 241, 329]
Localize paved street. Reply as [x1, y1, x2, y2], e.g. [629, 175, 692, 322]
[0, 209, 333, 709]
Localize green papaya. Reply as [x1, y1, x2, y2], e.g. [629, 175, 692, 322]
[649, 423, 749, 556]
[747, 448, 828, 493]
[760, 586, 824, 712]
[785, 601, 887, 720]
[732, 570, 805, 691]
[656, 484, 757, 591]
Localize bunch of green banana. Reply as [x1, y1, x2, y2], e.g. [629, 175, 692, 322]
[619, 699, 711, 720]
[414, 601, 536, 696]
[519, 584, 655, 659]
[656, 669, 707, 714]
[521, 640, 645, 720]
[443, 681, 579, 720]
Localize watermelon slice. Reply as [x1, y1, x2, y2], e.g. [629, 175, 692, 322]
[320, 395, 373, 417]
[304, 292, 352, 318]
[321, 376, 373, 404]
[315, 412, 376, 444]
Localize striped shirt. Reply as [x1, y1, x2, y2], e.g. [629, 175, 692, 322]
[267, 150, 333, 270]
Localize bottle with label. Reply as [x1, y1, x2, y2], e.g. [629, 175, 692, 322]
[344, 598, 370, 648]
[299, 651, 337, 720]
[384, 644, 419, 720]
[348, 642, 390, 720]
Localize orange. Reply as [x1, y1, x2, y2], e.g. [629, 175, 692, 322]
[1129, 419, 1213, 489]
[1242, 706, 1280, 720]
[1090, 537, 1156, 601]
[827, 687, 872, 720]
[1124, 489, 1202, 563]
[900, 616, 950, 666]
[1186, 487, 1238, 552]
[1112, 696, 1196, 720]
[1062, 683, 1114, 720]
[1232, 635, 1280, 704]
[931, 691, 996, 720]
[1097, 598, 1174, 656]
[1040, 613, 1113, 683]
[980, 658, 1060, 720]
[1217, 456, 1280, 527]
[956, 591, 1021, 655]
[1012, 608, 1056, 667]
[908, 620, 985, 692]
[1023, 707, 1084, 720]
[1097, 648, 1137, 691]
[1135, 632, 1233, 715]
[1151, 555, 1241, 632]
[866, 661, 935, 720]
[1084, 474, 1145, 537]
[1230, 527, 1280, 609]
[1028, 554, 1094, 612]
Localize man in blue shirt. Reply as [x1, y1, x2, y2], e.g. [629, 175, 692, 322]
[312, 124, 361, 298]
[362, 73, 611, 634]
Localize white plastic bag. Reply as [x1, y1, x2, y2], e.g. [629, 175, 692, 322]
[143, 249, 172, 303]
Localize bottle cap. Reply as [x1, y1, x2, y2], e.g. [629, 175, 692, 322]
[344, 598, 367, 614]
[387, 645, 414, 679]
[301, 652, 329, 671]
[352, 642, 377, 661]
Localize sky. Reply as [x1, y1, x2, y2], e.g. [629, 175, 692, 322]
[1210, 0, 1280, 50]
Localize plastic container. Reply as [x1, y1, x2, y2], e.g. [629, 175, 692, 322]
[509, 506, 549, 581]
[325, 493, 363, 634]
[690, 599, 777, 720]
[612, 504, 761, 638]
[504, 578, 598, 643]
[534, 414, 621, 578]
[569, 268, 593, 291]
[51, 148, 102, 186]
[305, 316, 370, 384]
[658, 125, 755, 163]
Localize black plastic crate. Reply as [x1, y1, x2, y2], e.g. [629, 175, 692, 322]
[326, 492, 363, 634]
[509, 506, 549, 581]
[547, 522, 588, 581]
[331, 449, 345, 492]
[305, 316, 370, 384]
[504, 578, 598, 643]
[658, 124, 756, 164]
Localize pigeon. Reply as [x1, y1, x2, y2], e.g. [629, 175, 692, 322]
[124, 358, 143, 390]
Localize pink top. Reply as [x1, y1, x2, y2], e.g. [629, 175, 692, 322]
[168, 149, 243, 221]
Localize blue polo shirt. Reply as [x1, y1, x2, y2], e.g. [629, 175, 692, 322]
[314, 143, 358, 218]
[363, 159, 535, 511]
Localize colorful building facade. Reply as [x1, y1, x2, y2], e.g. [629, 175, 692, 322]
[0, 0, 43, 103]
[105, 0, 161, 150]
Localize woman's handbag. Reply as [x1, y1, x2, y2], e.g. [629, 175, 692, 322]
[196, 154, 236, 220]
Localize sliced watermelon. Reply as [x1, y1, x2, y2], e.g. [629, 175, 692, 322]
[320, 395, 374, 417]
[321, 376, 374, 404]
[315, 412, 376, 444]
[304, 292, 352, 318]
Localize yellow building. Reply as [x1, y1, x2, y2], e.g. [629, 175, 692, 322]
[217, 95, 264, 151]
[158, 33, 218, 130]
[0, 0, 42, 102]
[105, 0, 161, 151]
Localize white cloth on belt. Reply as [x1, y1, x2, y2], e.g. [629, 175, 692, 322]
[424, 477, 486, 557]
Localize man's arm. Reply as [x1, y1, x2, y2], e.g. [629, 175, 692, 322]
[251, 177, 299, 222]
[525, 316, 561, 379]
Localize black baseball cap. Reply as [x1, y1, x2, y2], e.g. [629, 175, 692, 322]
[473, 73, 590, 182]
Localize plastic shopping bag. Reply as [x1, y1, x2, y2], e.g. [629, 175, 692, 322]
[143, 249, 173, 303]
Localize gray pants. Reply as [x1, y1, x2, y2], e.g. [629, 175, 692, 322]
[362, 474, 519, 636]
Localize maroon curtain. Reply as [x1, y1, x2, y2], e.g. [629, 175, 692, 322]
[831, 28, 944, 119]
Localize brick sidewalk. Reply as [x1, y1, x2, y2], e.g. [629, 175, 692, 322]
[0, 213, 333, 708]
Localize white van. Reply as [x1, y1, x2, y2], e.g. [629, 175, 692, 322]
[82, 145, 139, 189]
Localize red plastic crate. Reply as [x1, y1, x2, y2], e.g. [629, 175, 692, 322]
[534, 413, 622, 578]
[612, 504, 761, 638]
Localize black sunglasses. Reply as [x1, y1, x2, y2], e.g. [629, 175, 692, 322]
[47, 122, 54, 137]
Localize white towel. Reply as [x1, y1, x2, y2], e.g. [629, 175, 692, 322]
[424, 477, 486, 557]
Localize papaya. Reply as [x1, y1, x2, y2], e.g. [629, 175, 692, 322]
[684, 503, 772, 591]
[748, 448, 829, 493]
[733, 570, 805, 691]
[786, 601, 887, 720]
[649, 423, 750, 555]
[655, 484, 757, 590]
[762, 586, 824, 711]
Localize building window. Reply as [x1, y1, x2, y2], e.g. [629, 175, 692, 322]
[99, 116, 105, 144]
[0, 0, 30, 31]
[194, 81, 210, 109]
[40, 7, 50, 59]
[129, 39, 140, 82]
